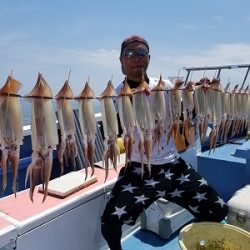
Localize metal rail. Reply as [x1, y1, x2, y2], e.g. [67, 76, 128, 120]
[183, 64, 250, 88]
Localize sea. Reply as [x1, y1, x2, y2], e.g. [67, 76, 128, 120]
[21, 98, 102, 126]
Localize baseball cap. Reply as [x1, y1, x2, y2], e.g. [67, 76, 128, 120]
[120, 35, 149, 56]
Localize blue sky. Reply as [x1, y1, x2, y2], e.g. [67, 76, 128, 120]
[1, 0, 250, 96]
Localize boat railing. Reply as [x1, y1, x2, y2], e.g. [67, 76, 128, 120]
[184, 63, 250, 89]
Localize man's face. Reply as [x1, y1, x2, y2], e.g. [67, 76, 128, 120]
[120, 42, 150, 80]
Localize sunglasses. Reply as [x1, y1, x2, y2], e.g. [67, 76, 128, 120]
[122, 48, 149, 58]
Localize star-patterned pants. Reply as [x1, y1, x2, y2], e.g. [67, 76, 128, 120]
[101, 157, 228, 226]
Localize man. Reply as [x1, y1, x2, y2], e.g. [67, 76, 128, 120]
[101, 35, 228, 250]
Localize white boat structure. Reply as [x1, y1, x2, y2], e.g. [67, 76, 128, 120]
[0, 64, 250, 250]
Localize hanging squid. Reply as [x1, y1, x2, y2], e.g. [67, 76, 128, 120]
[194, 78, 209, 143]
[55, 80, 77, 176]
[241, 86, 249, 133]
[167, 79, 186, 152]
[207, 79, 222, 153]
[0, 75, 23, 197]
[118, 79, 136, 168]
[182, 81, 195, 147]
[133, 75, 153, 177]
[25, 73, 58, 202]
[227, 85, 238, 139]
[218, 82, 230, 144]
[247, 88, 250, 132]
[98, 80, 120, 182]
[232, 85, 249, 137]
[221, 84, 237, 142]
[151, 75, 166, 153]
[75, 81, 97, 178]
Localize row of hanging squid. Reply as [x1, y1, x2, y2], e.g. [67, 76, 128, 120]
[0, 73, 97, 202]
[0, 73, 249, 202]
[189, 77, 249, 152]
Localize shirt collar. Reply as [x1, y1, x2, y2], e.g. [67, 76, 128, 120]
[123, 75, 149, 89]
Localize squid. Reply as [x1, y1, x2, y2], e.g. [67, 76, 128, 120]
[241, 86, 249, 133]
[232, 87, 242, 137]
[224, 85, 249, 139]
[0, 76, 23, 196]
[75, 81, 96, 177]
[98, 80, 120, 182]
[182, 81, 195, 147]
[194, 79, 209, 143]
[227, 85, 238, 139]
[247, 89, 250, 131]
[232, 85, 249, 136]
[207, 79, 222, 153]
[55, 80, 77, 176]
[202, 78, 216, 145]
[151, 75, 166, 153]
[133, 75, 153, 177]
[220, 82, 231, 143]
[118, 79, 135, 168]
[167, 79, 186, 152]
[25, 73, 58, 202]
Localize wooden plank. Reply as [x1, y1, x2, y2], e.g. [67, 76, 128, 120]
[38, 169, 97, 198]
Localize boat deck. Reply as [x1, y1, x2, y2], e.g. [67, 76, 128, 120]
[122, 227, 180, 250]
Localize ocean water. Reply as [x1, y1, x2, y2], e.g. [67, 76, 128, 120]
[21, 98, 102, 126]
